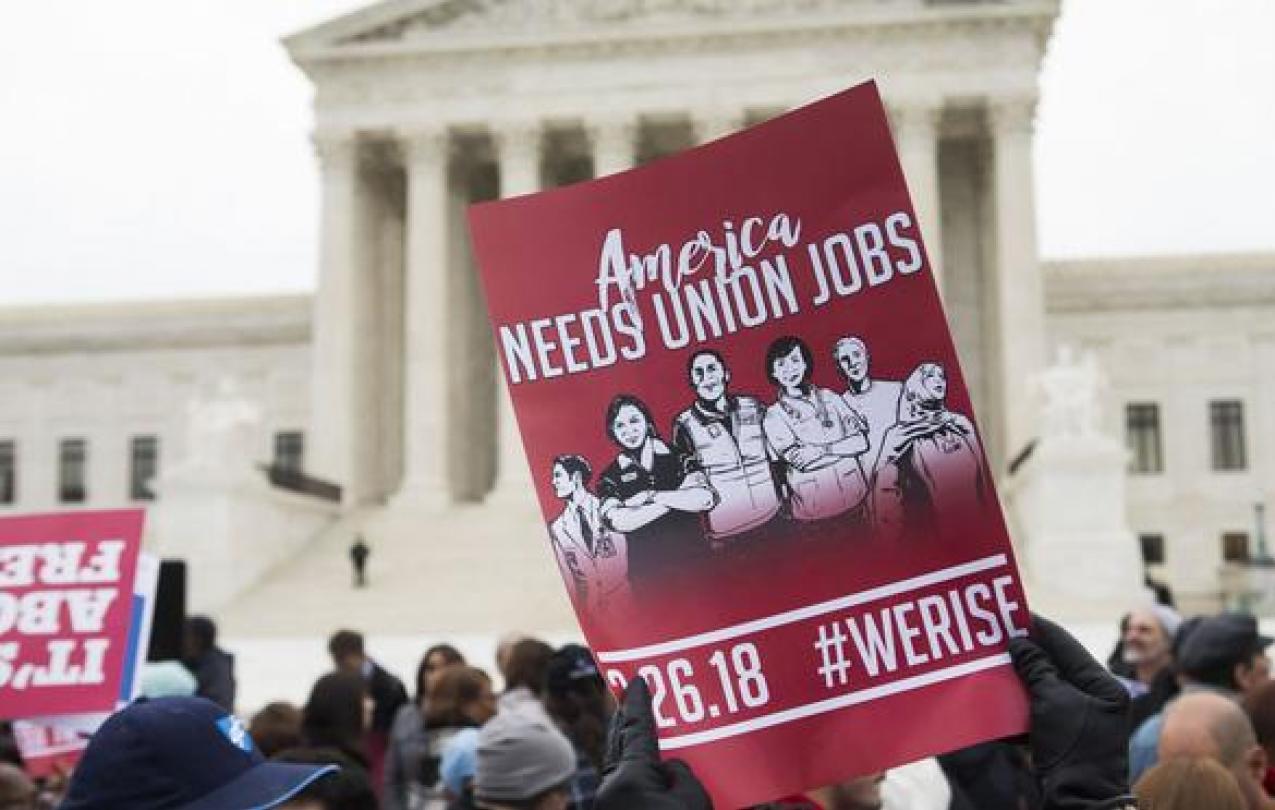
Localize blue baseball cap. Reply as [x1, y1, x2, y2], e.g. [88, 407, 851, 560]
[60, 696, 336, 810]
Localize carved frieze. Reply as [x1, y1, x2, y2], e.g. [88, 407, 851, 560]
[342, 0, 912, 44]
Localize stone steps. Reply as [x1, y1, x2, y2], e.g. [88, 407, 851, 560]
[217, 500, 577, 638]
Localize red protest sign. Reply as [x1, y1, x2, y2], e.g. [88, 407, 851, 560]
[469, 81, 1029, 807]
[0, 510, 145, 720]
[12, 719, 88, 778]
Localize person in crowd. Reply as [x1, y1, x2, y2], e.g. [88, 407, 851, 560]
[251, 702, 305, 758]
[758, 759, 952, 809]
[592, 614, 1137, 810]
[598, 394, 716, 593]
[1122, 606, 1184, 728]
[500, 637, 555, 716]
[349, 536, 370, 589]
[871, 363, 985, 541]
[671, 349, 784, 551]
[496, 634, 524, 684]
[0, 763, 35, 810]
[1245, 680, 1275, 795]
[543, 644, 613, 810]
[440, 727, 481, 809]
[384, 645, 471, 810]
[938, 741, 1040, 809]
[1116, 605, 1181, 697]
[1157, 692, 1275, 810]
[57, 696, 337, 810]
[274, 750, 377, 810]
[387, 645, 469, 806]
[275, 747, 378, 810]
[833, 336, 902, 465]
[384, 665, 497, 810]
[414, 644, 466, 707]
[548, 454, 628, 613]
[303, 672, 372, 768]
[1133, 757, 1246, 810]
[139, 659, 198, 699]
[329, 629, 410, 785]
[0, 724, 19, 768]
[1106, 613, 1136, 681]
[182, 614, 237, 712]
[1129, 611, 1272, 780]
[473, 706, 577, 810]
[762, 336, 870, 526]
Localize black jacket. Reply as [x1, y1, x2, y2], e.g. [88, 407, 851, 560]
[368, 661, 409, 734]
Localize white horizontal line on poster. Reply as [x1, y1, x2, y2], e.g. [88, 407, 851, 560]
[22, 743, 86, 758]
[658, 653, 1011, 750]
[595, 553, 1008, 663]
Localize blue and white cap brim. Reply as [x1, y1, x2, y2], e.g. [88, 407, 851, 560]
[179, 761, 338, 810]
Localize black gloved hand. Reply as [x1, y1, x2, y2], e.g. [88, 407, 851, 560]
[595, 678, 713, 810]
[1009, 614, 1135, 810]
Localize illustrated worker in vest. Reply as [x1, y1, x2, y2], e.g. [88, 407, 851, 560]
[834, 335, 903, 469]
[763, 335, 871, 525]
[671, 349, 785, 551]
[548, 454, 629, 613]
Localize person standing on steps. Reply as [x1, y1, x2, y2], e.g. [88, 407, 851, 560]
[350, 535, 370, 588]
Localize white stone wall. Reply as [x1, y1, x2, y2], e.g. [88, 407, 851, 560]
[4, 254, 1273, 611]
[0, 297, 312, 547]
[1045, 254, 1275, 610]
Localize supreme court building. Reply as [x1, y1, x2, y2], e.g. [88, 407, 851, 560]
[2, 0, 1274, 634]
[288, 0, 1051, 510]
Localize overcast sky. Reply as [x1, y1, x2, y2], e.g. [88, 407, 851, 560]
[0, 0, 1271, 306]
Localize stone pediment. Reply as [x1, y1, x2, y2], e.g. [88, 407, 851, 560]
[288, 0, 920, 52]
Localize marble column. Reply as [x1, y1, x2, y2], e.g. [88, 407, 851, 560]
[393, 127, 452, 509]
[490, 122, 543, 505]
[588, 117, 639, 178]
[891, 101, 945, 297]
[990, 97, 1046, 465]
[308, 131, 364, 498]
[692, 110, 741, 145]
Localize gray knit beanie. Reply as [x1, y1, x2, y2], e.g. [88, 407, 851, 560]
[474, 708, 576, 802]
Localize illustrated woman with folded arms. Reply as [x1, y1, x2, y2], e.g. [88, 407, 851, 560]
[761, 336, 871, 525]
[597, 394, 716, 592]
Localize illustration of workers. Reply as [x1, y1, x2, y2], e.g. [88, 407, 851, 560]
[671, 349, 784, 551]
[872, 362, 987, 540]
[834, 336, 903, 466]
[762, 336, 871, 525]
[597, 394, 716, 593]
[547, 454, 628, 613]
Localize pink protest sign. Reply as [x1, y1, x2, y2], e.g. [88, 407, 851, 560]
[469, 81, 1030, 806]
[0, 510, 145, 720]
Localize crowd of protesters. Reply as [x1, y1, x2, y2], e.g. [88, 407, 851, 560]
[1, 603, 1273, 810]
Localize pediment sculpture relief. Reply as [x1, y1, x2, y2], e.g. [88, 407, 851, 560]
[343, 0, 892, 44]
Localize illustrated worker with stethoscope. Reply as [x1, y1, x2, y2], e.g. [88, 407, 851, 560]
[671, 349, 785, 551]
[762, 335, 871, 525]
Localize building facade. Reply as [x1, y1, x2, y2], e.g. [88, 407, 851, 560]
[1, 0, 1269, 621]
[0, 297, 311, 512]
[284, 0, 1059, 511]
[1046, 253, 1275, 608]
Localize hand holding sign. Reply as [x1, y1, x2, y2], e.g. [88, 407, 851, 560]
[1010, 615, 1134, 810]
[597, 679, 713, 810]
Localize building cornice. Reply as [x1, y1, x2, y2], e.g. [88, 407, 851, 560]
[0, 294, 313, 356]
[1045, 253, 1275, 314]
[286, 1, 1059, 71]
